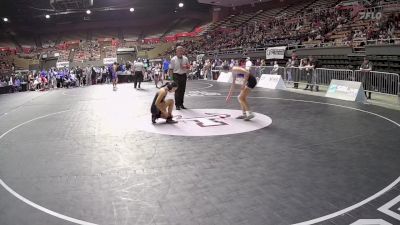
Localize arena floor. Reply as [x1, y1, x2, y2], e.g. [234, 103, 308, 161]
[0, 81, 400, 225]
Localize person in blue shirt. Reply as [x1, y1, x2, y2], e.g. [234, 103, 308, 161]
[109, 62, 118, 91]
[14, 78, 21, 92]
[40, 70, 47, 78]
[162, 59, 170, 80]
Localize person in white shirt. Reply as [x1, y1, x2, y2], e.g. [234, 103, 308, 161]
[133, 59, 145, 89]
[169, 46, 190, 110]
[245, 57, 253, 70]
[153, 63, 163, 88]
[271, 61, 279, 74]
[202, 59, 211, 80]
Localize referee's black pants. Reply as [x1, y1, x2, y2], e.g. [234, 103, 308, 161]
[173, 73, 187, 107]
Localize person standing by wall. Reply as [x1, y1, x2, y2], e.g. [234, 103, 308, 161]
[169, 46, 190, 110]
[309, 56, 320, 92]
[271, 61, 279, 75]
[285, 59, 292, 82]
[299, 58, 312, 91]
[360, 57, 373, 99]
[290, 54, 300, 89]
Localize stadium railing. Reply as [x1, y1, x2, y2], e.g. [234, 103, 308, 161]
[354, 70, 400, 96]
[213, 66, 400, 96]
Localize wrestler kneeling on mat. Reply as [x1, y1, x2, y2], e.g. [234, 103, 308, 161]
[226, 65, 257, 121]
[151, 82, 179, 124]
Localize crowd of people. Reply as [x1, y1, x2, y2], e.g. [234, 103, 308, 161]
[161, 3, 400, 58]
[162, 8, 352, 55]
[0, 58, 173, 94]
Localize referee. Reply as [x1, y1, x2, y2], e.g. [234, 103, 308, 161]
[169, 46, 189, 110]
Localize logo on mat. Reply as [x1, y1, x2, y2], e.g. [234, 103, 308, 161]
[175, 113, 230, 127]
[185, 91, 222, 97]
[133, 109, 272, 136]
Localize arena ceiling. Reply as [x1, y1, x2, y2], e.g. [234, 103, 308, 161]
[0, 0, 210, 31]
[198, 0, 273, 7]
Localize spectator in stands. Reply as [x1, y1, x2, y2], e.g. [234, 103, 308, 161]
[360, 57, 373, 99]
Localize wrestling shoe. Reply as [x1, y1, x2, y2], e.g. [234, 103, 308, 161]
[244, 113, 255, 121]
[236, 115, 247, 119]
[166, 118, 178, 124]
[152, 115, 157, 124]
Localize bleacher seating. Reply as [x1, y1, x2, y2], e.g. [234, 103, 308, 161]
[73, 40, 101, 62]
[157, 0, 400, 59]
[58, 50, 70, 62]
[250, 8, 284, 24]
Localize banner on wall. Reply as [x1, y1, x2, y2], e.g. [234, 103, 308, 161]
[359, 10, 382, 20]
[103, 58, 117, 65]
[56, 61, 70, 68]
[266, 46, 286, 59]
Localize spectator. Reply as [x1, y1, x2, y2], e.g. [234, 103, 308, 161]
[271, 61, 279, 74]
[360, 57, 373, 99]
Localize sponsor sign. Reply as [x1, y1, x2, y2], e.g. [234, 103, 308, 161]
[266, 46, 286, 59]
[257, 74, 286, 90]
[103, 57, 117, 65]
[359, 11, 382, 20]
[326, 79, 367, 103]
[217, 71, 233, 83]
[56, 61, 69, 68]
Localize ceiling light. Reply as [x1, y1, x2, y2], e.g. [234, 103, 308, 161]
[178, 2, 184, 8]
[3, 18, 8, 22]
[45, 15, 50, 19]
[130, 8, 134, 12]
[86, 10, 91, 15]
